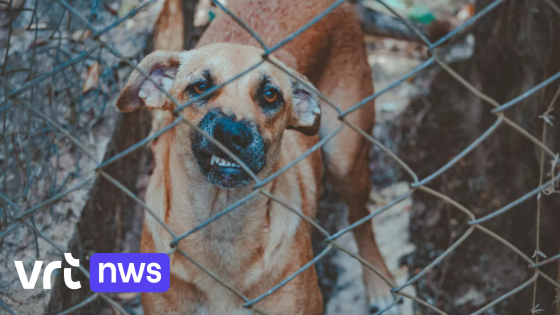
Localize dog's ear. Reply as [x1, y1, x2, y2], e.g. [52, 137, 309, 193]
[287, 73, 321, 136]
[116, 51, 182, 112]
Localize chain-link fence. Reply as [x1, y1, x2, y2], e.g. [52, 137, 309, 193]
[1, 0, 560, 314]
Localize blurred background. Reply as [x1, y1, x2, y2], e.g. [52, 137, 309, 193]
[1, 0, 559, 314]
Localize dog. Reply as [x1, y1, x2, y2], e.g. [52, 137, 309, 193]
[116, 0, 396, 314]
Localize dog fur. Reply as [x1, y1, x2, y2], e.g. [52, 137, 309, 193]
[116, 0, 396, 314]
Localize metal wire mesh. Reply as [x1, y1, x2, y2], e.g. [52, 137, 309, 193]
[1, 0, 560, 314]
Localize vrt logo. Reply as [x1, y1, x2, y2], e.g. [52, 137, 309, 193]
[14, 253, 81, 290]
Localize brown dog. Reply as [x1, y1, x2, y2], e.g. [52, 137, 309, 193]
[116, 0, 396, 314]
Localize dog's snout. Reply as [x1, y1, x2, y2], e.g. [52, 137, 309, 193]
[213, 117, 253, 153]
[193, 110, 266, 188]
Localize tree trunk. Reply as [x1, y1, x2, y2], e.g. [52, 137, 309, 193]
[395, 0, 560, 313]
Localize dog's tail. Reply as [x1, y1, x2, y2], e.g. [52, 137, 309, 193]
[152, 0, 201, 51]
[152, 0, 185, 51]
[148, 0, 196, 151]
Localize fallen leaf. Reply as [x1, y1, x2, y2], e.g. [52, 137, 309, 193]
[28, 22, 47, 30]
[118, 0, 140, 18]
[72, 29, 92, 41]
[103, 2, 119, 15]
[83, 62, 101, 93]
[28, 38, 47, 49]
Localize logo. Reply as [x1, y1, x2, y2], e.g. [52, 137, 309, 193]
[89, 253, 170, 293]
[14, 253, 81, 290]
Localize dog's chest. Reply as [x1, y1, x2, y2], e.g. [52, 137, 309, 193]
[165, 201, 303, 314]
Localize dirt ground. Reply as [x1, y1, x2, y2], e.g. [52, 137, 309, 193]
[0, 0, 162, 313]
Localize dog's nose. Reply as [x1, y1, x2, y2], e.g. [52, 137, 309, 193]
[213, 117, 253, 154]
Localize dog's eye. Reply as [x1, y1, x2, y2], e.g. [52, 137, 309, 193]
[257, 85, 283, 114]
[193, 82, 208, 95]
[263, 89, 278, 103]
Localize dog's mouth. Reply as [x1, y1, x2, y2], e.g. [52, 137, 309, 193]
[191, 110, 267, 190]
[199, 152, 245, 175]
[193, 149, 258, 189]
[209, 155, 242, 169]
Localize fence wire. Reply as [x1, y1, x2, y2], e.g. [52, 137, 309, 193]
[1, 0, 560, 314]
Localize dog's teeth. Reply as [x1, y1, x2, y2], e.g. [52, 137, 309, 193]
[211, 155, 242, 168]
[217, 158, 227, 167]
